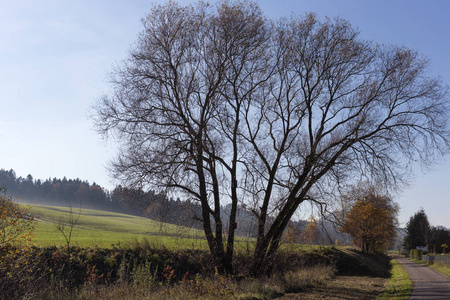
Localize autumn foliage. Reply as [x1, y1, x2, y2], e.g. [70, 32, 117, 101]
[341, 194, 397, 253]
[301, 216, 320, 246]
[0, 187, 36, 247]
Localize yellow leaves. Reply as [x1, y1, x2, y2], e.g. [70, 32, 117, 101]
[301, 215, 319, 245]
[0, 189, 36, 247]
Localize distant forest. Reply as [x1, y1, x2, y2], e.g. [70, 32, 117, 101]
[0, 169, 116, 210]
[0, 168, 351, 244]
[0, 168, 202, 228]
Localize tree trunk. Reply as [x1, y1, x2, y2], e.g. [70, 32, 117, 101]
[209, 159, 228, 274]
[251, 196, 305, 276]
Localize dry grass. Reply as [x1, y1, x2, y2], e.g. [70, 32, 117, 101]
[281, 250, 394, 300]
[239, 264, 335, 299]
[28, 264, 335, 300]
[281, 276, 387, 299]
[430, 263, 450, 277]
[1, 240, 395, 300]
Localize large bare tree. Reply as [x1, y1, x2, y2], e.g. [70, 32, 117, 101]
[94, 1, 449, 275]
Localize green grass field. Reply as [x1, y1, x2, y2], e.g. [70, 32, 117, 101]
[29, 205, 209, 249]
[28, 205, 326, 252]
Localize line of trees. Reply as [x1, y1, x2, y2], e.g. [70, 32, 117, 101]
[110, 185, 203, 228]
[0, 168, 220, 230]
[0, 169, 182, 217]
[0, 169, 201, 221]
[1, 168, 351, 245]
[0, 169, 117, 211]
[403, 209, 450, 254]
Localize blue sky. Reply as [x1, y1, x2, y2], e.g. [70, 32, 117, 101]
[1, 0, 449, 227]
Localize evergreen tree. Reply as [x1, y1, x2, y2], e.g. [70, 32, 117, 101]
[429, 226, 450, 254]
[404, 209, 430, 251]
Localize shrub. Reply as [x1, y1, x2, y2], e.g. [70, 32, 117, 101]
[409, 249, 424, 260]
[0, 187, 36, 247]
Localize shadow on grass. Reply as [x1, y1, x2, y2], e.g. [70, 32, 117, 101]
[333, 249, 392, 278]
[284, 276, 388, 300]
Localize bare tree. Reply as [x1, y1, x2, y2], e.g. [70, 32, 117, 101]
[94, 1, 449, 275]
[55, 204, 81, 257]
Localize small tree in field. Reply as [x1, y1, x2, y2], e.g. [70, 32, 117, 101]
[341, 194, 397, 253]
[55, 204, 81, 257]
[284, 223, 300, 245]
[94, 0, 449, 274]
[0, 187, 36, 247]
[301, 215, 319, 247]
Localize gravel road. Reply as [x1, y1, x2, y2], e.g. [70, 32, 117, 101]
[396, 256, 450, 299]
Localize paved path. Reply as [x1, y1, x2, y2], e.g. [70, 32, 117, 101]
[396, 256, 450, 299]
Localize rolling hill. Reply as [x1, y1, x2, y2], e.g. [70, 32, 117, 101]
[29, 205, 209, 249]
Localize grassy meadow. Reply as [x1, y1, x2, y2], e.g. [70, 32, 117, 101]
[28, 204, 330, 252]
[29, 205, 210, 249]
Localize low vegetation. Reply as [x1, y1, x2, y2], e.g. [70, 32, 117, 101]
[429, 262, 450, 277]
[0, 240, 337, 299]
[0, 204, 416, 299]
[0, 188, 36, 247]
[1, 234, 399, 300]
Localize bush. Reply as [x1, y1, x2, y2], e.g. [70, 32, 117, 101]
[409, 249, 424, 260]
[0, 245, 395, 299]
[0, 187, 36, 247]
[0, 243, 212, 299]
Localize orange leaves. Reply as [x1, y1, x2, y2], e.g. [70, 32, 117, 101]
[341, 194, 397, 253]
[301, 215, 319, 245]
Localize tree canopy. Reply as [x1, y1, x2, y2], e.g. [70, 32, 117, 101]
[0, 169, 113, 211]
[404, 209, 430, 251]
[94, 0, 449, 274]
[341, 193, 398, 253]
[429, 226, 450, 254]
